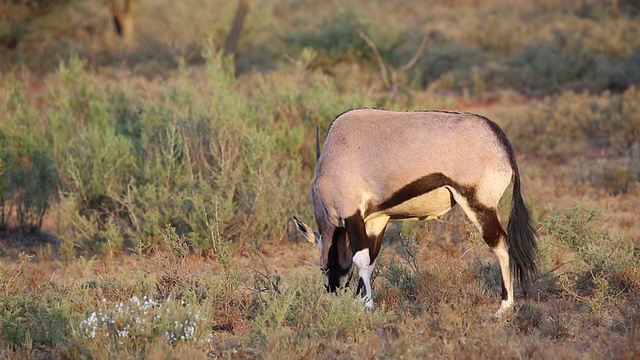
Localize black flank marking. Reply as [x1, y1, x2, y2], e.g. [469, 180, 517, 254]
[370, 172, 506, 249]
[369, 173, 454, 215]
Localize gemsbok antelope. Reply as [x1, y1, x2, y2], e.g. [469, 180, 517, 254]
[293, 108, 540, 317]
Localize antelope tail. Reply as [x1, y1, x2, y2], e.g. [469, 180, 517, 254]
[507, 164, 540, 295]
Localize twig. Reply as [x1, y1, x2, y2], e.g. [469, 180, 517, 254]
[459, 247, 472, 259]
[548, 262, 568, 274]
[358, 30, 390, 89]
[359, 29, 429, 98]
[399, 33, 429, 72]
[560, 281, 590, 304]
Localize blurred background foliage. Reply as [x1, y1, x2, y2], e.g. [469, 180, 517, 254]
[2, 0, 640, 93]
[0, 0, 639, 255]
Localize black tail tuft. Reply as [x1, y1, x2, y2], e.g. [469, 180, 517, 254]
[507, 171, 540, 295]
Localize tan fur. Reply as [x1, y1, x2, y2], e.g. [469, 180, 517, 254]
[312, 109, 513, 266]
[315, 110, 510, 209]
[294, 108, 539, 316]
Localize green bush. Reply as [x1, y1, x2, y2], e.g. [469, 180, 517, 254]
[495, 14, 640, 95]
[541, 203, 638, 315]
[509, 86, 640, 163]
[0, 254, 76, 351]
[251, 274, 391, 348]
[503, 36, 598, 94]
[12, 139, 57, 233]
[2, 295, 72, 348]
[31, 47, 374, 255]
[282, 10, 403, 70]
[414, 32, 489, 90]
[0, 114, 57, 232]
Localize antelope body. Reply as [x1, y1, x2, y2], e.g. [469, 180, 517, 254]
[293, 108, 539, 317]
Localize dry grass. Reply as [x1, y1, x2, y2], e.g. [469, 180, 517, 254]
[1, 0, 639, 358]
[2, 157, 639, 358]
[2, 88, 639, 357]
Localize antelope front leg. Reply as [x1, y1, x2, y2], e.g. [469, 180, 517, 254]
[353, 249, 375, 309]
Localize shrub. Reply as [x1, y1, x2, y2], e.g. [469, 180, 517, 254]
[497, 15, 640, 95]
[2, 295, 72, 349]
[46, 50, 363, 253]
[414, 32, 489, 90]
[282, 10, 403, 70]
[380, 234, 421, 302]
[251, 274, 391, 351]
[0, 74, 58, 233]
[508, 86, 640, 164]
[504, 38, 596, 94]
[0, 130, 57, 233]
[0, 254, 75, 351]
[541, 203, 637, 316]
[77, 296, 211, 351]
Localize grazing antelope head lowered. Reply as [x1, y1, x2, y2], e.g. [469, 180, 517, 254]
[293, 108, 540, 317]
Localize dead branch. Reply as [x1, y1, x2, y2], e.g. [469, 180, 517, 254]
[399, 33, 429, 72]
[224, 0, 249, 56]
[358, 30, 391, 89]
[358, 30, 429, 98]
[103, 0, 137, 43]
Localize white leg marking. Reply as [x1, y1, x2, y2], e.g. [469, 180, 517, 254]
[495, 299, 514, 318]
[493, 242, 514, 318]
[353, 248, 375, 309]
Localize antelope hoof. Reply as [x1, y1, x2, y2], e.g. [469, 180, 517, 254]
[494, 299, 514, 318]
[361, 296, 374, 310]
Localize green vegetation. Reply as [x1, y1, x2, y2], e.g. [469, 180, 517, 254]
[1, 0, 639, 358]
[1, 51, 372, 254]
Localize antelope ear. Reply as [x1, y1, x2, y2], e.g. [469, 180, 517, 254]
[293, 216, 320, 245]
